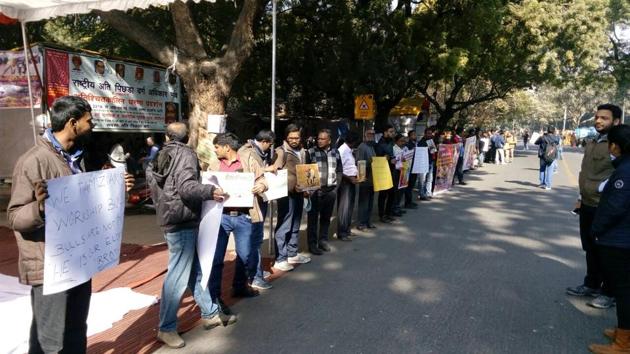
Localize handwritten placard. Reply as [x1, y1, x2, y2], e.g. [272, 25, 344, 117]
[263, 170, 288, 201]
[202, 171, 255, 208]
[43, 168, 126, 295]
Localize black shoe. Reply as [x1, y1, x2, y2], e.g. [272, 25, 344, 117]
[419, 196, 429, 201]
[357, 224, 366, 230]
[458, 181, 467, 185]
[392, 211, 404, 217]
[232, 286, 260, 298]
[218, 299, 232, 315]
[404, 204, 418, 209]
[380, 217, 393, 224]
[367, 224, 377, 229]
[338, 236, 352, 242]
[309, 246, 323, 255]
[318, 240, 331, 252]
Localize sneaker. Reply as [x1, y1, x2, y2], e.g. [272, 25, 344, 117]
[157, 330, 185, 348]
[288, 254, 311, 264]
[202, 312, 238, 330]
[251, 278, 273, 290]
[566, 284, 600, 297]
[588, 295, 616, 309]
[545, 187, 552, 190]
[273, 260, 294, 272]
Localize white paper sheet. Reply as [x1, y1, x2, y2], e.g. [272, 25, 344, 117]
[202, 171, 255, 208]
[43, 168, 126, 295]
[0, 274, 157, 354]
[263, 170, 288, 201]
[412, 147, 429, 174]
[197, 200, 223, 290]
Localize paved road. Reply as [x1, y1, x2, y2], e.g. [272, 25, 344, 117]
[156, 148, 614, 354]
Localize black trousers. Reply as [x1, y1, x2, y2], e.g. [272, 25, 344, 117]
[378, 188, 395, 217]
[358, 184, 375, 226]
[599, 245, 630, 328]
[453, 156, 464, 184]
[337, 179, 356, 237]
[404, 173, 418, 206]
[307, 187, 337, 246]
[580, 204, 608, 293]
[29, 280, 91, 354]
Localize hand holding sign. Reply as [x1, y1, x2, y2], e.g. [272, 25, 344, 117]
[34, 180, 48, 214]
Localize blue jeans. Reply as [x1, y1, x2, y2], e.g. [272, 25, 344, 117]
[210, 213, 254, 299]
[251, 201, 268, 282]
[539, 159, 553, 187]
[419, 162, 434, 197]
[159, 228, 217, 332]
[275, 194, 304, 262]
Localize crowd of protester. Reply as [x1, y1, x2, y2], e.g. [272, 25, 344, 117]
[8, 94, 630, 353]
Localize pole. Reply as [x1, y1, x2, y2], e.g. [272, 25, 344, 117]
[622, 96, 626, 124]
[562, 106, 567, 132]
[21, 22, 38, 145]
[268, 0, 277, 258]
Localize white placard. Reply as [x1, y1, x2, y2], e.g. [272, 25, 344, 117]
[207, 114, 227, 133]
[412, 147, 429, 174]
[43, 168, 126, 295]
[263, 170, 288, 201]
[197, 184, 223, 290]
[202, 171, 255, 208]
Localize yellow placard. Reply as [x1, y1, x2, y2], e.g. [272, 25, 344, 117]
[296, 164, 321, 191]
[354, 94, 376, 120]
[371, 156, 393, 192]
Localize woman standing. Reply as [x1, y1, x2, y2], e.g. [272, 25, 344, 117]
[589, 124, 630, 353]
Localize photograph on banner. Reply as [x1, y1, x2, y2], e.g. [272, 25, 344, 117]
[0, 47, 44, 108]
[357, 160, 367, 182]
[202, 171, 255, 208]
[296, 163, 321, 191]
[463, 136, 477, 171]
[371, 156, 393, 192]
[412, 147, 429, 174]
[398, 150, 414, 189]
[45, 48, 181, 132]
[43, 168, 126, 295]
[263, 170, 288, 201]
[433, 144, 460, 195]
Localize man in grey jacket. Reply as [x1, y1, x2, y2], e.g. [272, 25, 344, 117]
[147, 122, 235, 348]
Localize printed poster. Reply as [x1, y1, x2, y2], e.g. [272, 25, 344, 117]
[412, 147, 429, 174]
[357, 160, 367, 182]
[296, 164, 321, 191]
[202, 171, 255, 208]
[463, 137, 477, 171]
[371, 156, 393, 192]
[0, 47, 43, 108]
[433, 144, 460, 195]
[43, 168, 126, 295]
[398, 150, 414, 189]
[45, 48, 181, 132]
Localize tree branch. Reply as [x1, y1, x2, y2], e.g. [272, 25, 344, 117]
[95, 10, 175, 67]
[170, 0, 208, 59]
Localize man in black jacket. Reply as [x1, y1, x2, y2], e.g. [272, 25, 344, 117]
[376, 124, 397, 223]
[147, 122, 235, 348]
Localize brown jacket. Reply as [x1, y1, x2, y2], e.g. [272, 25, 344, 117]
[7, 137, 75, 285]
[207, 146, 267, 223]
[273, 141, 306, 194]
[579, 137, 614, 207]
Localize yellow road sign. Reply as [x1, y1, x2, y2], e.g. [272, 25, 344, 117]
[354, 94, 376, 120]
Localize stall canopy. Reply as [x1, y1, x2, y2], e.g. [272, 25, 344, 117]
[0, 0, 202, 23]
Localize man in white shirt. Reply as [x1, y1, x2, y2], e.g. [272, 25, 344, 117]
[337, 131, 360, 241]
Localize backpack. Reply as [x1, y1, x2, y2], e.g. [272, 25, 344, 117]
[542, 137, 557, 164]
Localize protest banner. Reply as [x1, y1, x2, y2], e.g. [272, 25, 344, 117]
[197, 174, 224, 290]
[412, 147, 429, 174]
[0, 47, 43, 108]
[263, 170, 288, 201]
[296, 164, 321, 191]
[372, 156, 393, 192]
[433, 144, 460, 195]
[463, 136, 477, 171]
[43, 168, 126, 295]
[357, 160, 367, 182]
[398, 150, 414, 189]
[202, 171, 255, 208]
[45, 48, 180, 132]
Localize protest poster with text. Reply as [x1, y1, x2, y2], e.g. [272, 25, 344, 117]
[45, 48, 180, 132]
[412, 147, 429, 174]
[463, 136, 477, 171]
[398, 150, 414, 189]
[433, 144, 460, 195]
[43, 168, 126, 295]
[202, 171, 255, 208]
[372, 156, 393, 192]
[296, 164, 321, 192]
[0, 48, 44, 108]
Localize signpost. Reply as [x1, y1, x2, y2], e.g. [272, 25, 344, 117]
[354, 94, 376, 120]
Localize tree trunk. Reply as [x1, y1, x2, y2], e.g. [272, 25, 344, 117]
[437, 108, 455, 130]
[184, 76, 227, 149]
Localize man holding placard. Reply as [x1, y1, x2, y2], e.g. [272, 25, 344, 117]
[240, 129, 277, 290]
[306, 129, 342, 254]
[273, 124, 311, 272]
[8, 96, 135, 354]
[337, 131, 360, 241]
[147, 122, 234, 349]
[356, 129, 377, 230]
[208, 133, 268, 302]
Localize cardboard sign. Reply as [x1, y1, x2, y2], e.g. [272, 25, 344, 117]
[296, 164, 321, 191]
[43, 168, 126, 295]
[372, 156, 393, 192]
